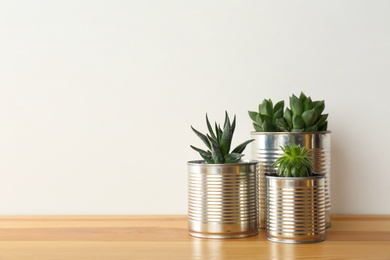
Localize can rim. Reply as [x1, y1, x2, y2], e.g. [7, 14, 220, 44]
[187, 160, 258, 166]
[250, 131, 331, 135]
[265, 175, 325, 180]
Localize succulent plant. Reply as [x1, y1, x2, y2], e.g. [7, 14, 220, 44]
[248, 99, 285, 132]
[276, 92, 328, 132]
[190, 112, 254, 164]
[249, 92, 329, 132]
[272, 144, 313, 177]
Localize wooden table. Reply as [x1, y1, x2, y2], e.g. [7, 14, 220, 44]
[0, 215, 389, 259]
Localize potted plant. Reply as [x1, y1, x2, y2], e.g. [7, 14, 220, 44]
[266, 144, 326, 243]
[248, 92, 331, 228]
[188, 112, 258, 238]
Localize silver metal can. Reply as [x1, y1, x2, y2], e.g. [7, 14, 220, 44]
[251, 132, 331, 228]
[188, 160, 259, 238]
[266, 175, 326, 244]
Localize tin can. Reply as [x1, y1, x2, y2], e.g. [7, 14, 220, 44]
[251, 132, 331, 228]
[266, 175, 326, 243]
[188, 160, 259, 238]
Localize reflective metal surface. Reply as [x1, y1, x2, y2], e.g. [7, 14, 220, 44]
[266, 175, 326, 244]
[187, 160, 259, 238]
[251, 132, 331, 228]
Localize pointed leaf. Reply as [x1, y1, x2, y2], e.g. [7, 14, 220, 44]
[206, 114, 217, 140]
[313, 100, 325, 115]
[301, 109, 318, 127]
[292, 115, 304, 129]
[284, 108, 293, 129]
[248, 111, 259, 123]
[224, 153, 243, 163]
[231, 139, 255, 154]
[290, 95, 304, 116]
[260, 99, 273, 117]
[191, 126, 211, 149]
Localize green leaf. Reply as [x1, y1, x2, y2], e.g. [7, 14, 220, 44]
[284, 108, 293, 129]
[301, 109, 318, 127]
[276, 118, 289, 132]
[303, 97, 314, 111]
[208, 135, 224, 163]
[299, 92, 308, 103]
[305, 125, 318, 132]
[260, 99, 273, 117]
[316, 114, 328, 128]
[190, 145, 213, 163]
[220, 112, 233, 155]
[319, 121, 328, 131]
[191, 126, 211, 149]
[253, 122, 263, 132]
[232, 139, 255, 154]
[290, 95, 304, 116]
[313, 100, 325, 115]
[206, 114, 216, 140]
[262, 120, 277, 132]
[292, 115, 304, 129]
[273, 107, 283, 121]
[274, 100, 285, 115]
[248, 111, 259, 123]
[224, 153, 243, 163]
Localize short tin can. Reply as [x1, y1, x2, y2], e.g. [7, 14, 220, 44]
[188, 160, 259, 238]
[266, 175, 326, 244]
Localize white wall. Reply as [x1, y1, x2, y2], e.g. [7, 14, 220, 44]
[1, 0, 389, 215]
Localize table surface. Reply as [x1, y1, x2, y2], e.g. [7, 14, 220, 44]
[0, 215, 389, 260]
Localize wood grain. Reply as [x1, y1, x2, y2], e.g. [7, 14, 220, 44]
[0, 215, 389, 260]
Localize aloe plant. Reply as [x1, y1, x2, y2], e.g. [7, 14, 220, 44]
[272, 144, 313, 177]
[190, 112, 254, 164]
[248, 99, 284, 132]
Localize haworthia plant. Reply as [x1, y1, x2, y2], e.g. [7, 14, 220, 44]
[190, 112, 254, 164]
[272, 144, 313, 177]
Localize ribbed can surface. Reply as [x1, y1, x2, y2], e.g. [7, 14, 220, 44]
[251, 132, 331, 228]
[266, 175, 326, 244]
[188, 160, 259, 238]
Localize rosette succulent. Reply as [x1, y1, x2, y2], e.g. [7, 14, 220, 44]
[272, 144, 313, 177]
[249, 92, 329, 132]
[277, 92, 328, 132]
[248, 99, 284, 132]
[190, 112, 254, 164]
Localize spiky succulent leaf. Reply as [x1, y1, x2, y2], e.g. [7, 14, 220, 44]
[191, 126, 211, 150]
[190, 145, 213, 163]
[232, 139, 255, 154]
[206, 114, 217, 140]
[224, 153, 244, 163]
[191, 112, 254, 164]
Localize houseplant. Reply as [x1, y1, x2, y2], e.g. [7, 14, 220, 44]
[266, 144, 326, 243]
[188, 112, 258, 238]
[248, 92, 331, 228]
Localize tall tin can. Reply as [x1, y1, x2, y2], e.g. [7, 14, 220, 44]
[188, 160, 259, 239]
[266, 175, 326, 244]
[251, 131, 331, 228]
